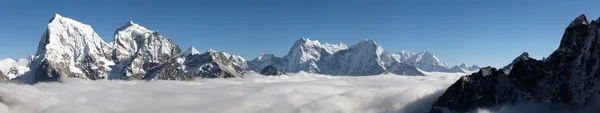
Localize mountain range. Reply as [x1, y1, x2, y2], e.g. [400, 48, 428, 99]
[0, 14, 479, 84]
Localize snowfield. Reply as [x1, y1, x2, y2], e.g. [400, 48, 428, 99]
[0, 72, 566, 113]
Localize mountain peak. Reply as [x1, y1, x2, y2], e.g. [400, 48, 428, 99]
[459, 63, 469, 67]
[353, 39, 379, 47]
[519, 52, 529, 58]
[184, 46, 200, 56]
[568, 14, 589, 27]
[294, 37, 309, 44]
[293, 37, 321, 45]
[361, 39, 376, 44]
[115, 20, 151, 34]
[49, 14, 62, 23]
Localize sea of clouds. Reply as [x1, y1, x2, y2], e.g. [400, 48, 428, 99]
[0, 72, 589, 113]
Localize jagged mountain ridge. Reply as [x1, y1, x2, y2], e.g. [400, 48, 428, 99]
[0, 57, 32, 79]
[248, 38, 480, 75]
[430, 14, 600, 113]
[12, 14, 247, 84]
[6, 14, 478, 83]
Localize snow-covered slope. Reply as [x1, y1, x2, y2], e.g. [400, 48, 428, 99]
[183, 46, 201, 56]
[282, 37, 347, 73]
[184, 51, 246, 78]
[19, 14, 115, 84]
[319, 39, 387, 75]
[14, 14, 252, 83]
[229, 54, 249, 70]
[406, 51, 449, 72]
[0, 58, 31, 79]
[109, 21, 187, 80]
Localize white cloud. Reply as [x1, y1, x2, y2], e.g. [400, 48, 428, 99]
[0, 72, 588, 113]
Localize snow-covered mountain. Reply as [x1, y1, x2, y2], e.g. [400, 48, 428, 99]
[13, 14, 248, 83]
[457, 63, 481, 72]
[108, 20, 188, 80]
[0, 57, 31, 79]
[184, 50, 246, 78]
[17, 14, 115, 83]
[405, 51, 455, 72]
[248, 38, 477, 75]
[282, 37, 347, 73]
[318, 39, 387, 75]
[183, 46, 201, 56]
[247, 54, 285, 72]
[8, 14, 478, 83]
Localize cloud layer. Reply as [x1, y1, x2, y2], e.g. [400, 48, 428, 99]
[0, 72, 582, 113]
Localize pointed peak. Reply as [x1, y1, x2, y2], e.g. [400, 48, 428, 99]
[114, 20, 152, 35]
[519, 52, 529, 57]
[300, 37, 307, 41]
[568, 14, 589, 27]
[294, 37, 310, 44]
[117, 21, 138, 30]
[121, 20, 137, 28]
[48, 14, 63, 23]
[184, 46, 201, 56]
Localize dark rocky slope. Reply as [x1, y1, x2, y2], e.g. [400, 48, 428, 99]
[430, 14, 600, 113]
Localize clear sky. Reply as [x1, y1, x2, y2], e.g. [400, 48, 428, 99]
[1, 0, 600, 67]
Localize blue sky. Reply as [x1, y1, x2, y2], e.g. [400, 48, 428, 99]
[1, 0, 599, 67]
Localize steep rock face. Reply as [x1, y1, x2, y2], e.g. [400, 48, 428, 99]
[430, 14, 600, 113]
[260, 65, 285, 76]
[430, 67, 514, 113]
[22, 14, 114, 83]
[184, 51, 245, 78]
[108, 21, 186, 80]
[0, 71, 8, 81]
